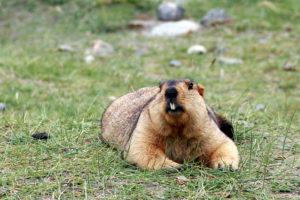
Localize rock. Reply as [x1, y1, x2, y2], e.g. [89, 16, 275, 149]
[85, 40, 114, 58]
[58, 44, 74, 52]
[128, 20, 157, 29]
[150, 20, 199, 37]
[169, 60, 181, 67]
[0, 103, 5, 112]
[255, 104, 265, 111]
[109, 96, 117, 101]
[187, 45, 207, 54]
[175, 175, 189, 185]
[200, 9, 232, 26]
[32, 132, 50, 140]
[283, 62, 296, 71]
[218, 57, 243, 65]
[158, 2, 184, 21]
[84, 55, 95, 63]
[135, 49, 149, 56]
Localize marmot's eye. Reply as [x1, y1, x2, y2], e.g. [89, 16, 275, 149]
[188, 83, 193, 90]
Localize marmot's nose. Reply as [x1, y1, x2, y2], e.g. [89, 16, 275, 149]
[165, 87, 178, 99]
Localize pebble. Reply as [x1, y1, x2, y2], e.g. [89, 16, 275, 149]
[187, 45, 207, 54]
[169, 60, 181, 67]
[218, 57, 243, 65]
[0, 103, 5, 112]
[150, 20, 199, 37]
[200, 9, 232, 26]
[158, 2, 184, 21]
[58, 44, 74, 52]
[108, 96, 117, 101]
[283, 62, 296, 71]
[135, 49, 149, 56]
[84, 55, 95, 63]
[255, 104, 265, 111]
[85, 40, 114, 58]
[175, 175, 189, 185]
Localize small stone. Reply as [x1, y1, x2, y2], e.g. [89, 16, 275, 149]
[187, 45, 207, 54]
[32, 132, 50, 140]
[135, 49, 149, 56]
[255, 104, 265, 111]
[169, 60, 181, 67]
[109, 96, 117, 101]
[85, 55, 95, 63]
[200, 9, 232, 26]
[58, 44, 74, 52]
[218, 57, 243, 65]
[0, 103, 5, 112]
[283, 62, 296, 71]
[85, 40, 114, 58]
[158, 2, 184, 21]
[150, 20, 199, 37]
[175, 175, 189, 185]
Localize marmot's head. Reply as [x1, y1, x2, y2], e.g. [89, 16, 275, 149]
[158, 79, 205, 124]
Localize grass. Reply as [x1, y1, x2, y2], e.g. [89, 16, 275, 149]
[0, 0, 299, 199]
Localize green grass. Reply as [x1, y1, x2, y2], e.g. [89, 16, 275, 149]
[0, 0, 299, 199]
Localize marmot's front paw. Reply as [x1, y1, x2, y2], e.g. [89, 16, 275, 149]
[210, 156, 239, 170]
[210, 141, 239, 170]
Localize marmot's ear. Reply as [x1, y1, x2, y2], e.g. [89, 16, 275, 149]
[197, 84, 205, 98]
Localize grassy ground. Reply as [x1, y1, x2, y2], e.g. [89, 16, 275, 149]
[0, 0, 299, 199]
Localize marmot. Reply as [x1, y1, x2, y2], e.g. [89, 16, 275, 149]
[101, 79, 239, 170]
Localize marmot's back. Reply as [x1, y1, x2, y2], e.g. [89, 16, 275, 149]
[100, 87, 159, 150]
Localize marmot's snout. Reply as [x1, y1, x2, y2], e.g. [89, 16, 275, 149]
[165, 86, 184, 114]
[165, 87, 178, 99]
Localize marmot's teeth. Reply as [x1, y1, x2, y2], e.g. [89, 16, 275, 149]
[170, 103, 176, 110]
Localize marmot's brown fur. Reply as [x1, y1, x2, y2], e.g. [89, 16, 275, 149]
[101, 79, 239, 170]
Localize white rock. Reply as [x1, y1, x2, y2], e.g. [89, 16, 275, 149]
[255, 104, 265, 111]
[169, 60, 181, 67]
[85, 55, 95, 63]
[175, 175, 189, 185]
[150, 20, 199, 37]
[108, 96, 117, 101]
[176, 176, 189, 181]
[58, 44, 74, 52]
[187, 45, 207, 54]
[85, 40, 114, 57]
[218, 57, 243, 64]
